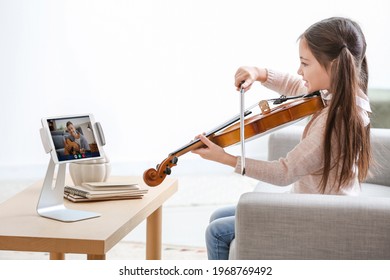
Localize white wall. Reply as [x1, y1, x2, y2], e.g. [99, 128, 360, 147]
[0, 0, 389, 177]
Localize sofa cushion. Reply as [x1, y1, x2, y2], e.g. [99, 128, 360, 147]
[52, 134, 65, 149]
[367, 129, 390, 186]
[360, 183, 390, 197]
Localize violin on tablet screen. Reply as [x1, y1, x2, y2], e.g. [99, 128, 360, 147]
[143, 91, 324, 187]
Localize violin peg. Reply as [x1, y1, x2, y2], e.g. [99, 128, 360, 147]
[164, 166, 171, 175]
[171, 157, 178, 164]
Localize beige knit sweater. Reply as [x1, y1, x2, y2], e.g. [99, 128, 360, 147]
[234, 69, 360, 195]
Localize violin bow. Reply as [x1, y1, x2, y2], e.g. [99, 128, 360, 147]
[240, 86, 246, 175]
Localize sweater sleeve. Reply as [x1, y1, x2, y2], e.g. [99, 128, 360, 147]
[262, 69, 308, 97]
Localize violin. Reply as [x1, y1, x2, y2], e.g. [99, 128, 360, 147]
[143, 91, 324, 187]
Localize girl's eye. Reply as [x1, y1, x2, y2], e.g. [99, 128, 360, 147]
[301, 62, 308, 67]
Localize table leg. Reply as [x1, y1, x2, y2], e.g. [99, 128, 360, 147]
[146, 206, 162, 260]
[50, 252, 65, 260]
[87, 254, 106, 260]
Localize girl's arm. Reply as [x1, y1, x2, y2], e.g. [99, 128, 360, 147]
[235, 67, 307, 96]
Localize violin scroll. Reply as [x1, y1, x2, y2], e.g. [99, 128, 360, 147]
[143, 155, 178, 187]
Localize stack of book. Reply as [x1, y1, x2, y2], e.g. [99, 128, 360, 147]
[64, 181, 148, 202]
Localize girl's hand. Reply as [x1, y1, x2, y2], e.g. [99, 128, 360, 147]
[191, 134, 237, 167]
[234, 66, 268, 92]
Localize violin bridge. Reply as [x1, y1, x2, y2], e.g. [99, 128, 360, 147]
[259, 100, 271, 114]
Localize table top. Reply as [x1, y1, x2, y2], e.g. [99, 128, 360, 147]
[0, 176, 178, 255]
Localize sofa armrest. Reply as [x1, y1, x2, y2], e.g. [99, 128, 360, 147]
[233, 192, 390, 259]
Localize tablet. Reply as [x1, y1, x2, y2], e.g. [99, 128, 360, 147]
[41, 114, 105, 164]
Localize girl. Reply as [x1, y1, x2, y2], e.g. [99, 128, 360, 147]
[192, 17, 372, 260]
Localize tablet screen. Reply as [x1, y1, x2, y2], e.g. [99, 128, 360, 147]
[43, 114, 103, 163]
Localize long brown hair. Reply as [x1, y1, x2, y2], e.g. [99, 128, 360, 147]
[301, 17, 371, 193]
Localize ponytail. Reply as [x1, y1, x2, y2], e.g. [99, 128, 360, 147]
[302, 17, 371, 193]
[320, 47, 370, 192]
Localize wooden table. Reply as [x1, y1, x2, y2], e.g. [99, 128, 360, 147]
[0, 176, 178, 260]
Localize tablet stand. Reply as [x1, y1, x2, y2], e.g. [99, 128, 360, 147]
[37, 121, 105, 222]
[36, 158, 101, 222]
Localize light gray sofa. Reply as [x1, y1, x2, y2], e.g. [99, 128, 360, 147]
[229, 126, 390, 259]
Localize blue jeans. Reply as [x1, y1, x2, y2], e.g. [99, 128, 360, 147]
[205, 206, 236, 260]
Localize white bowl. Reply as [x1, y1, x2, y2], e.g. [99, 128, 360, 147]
[69, 156, 111, 186]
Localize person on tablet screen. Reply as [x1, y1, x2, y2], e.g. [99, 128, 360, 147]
[64, 121, 89, 155]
